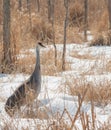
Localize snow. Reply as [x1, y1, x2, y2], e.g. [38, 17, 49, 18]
[1, 43, 111, 129]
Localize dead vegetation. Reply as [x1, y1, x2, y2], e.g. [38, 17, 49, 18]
[1, 0, 111, 129]
[65, 76, 111, 105]
[70, 50, 95, 60]
[1, 88, 111, 130]
[13, 47, 71, 75]
[41, 48, 71, 75]
[106, 60, 111, 72]
[31, 17, 53, 43]
[90, 31, 111, 46]
[0, 0, 110, 72]
[69, 1, 84, 27]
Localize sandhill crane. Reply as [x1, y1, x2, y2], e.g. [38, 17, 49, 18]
[5, 42, 45, 117]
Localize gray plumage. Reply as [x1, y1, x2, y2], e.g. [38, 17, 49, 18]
[5, 42, 45, 117]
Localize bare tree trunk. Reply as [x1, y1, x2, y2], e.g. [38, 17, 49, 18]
[108, 0, 111, 29]
[62, 0, 69, 71]
[18, 0, 22, 11]
[27, 0, 32, 29]
[51, 0, 57, 66]
[26, 0, 29, 9]
[47, 0, 56, 23]
[51, 0, 55, 23]
[3, 0, 12, 67]
[47, 0, 51, 22]
[35, 0, 40, 12]
[84, 0, 88, 42]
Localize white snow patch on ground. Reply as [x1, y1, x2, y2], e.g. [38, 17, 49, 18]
[1, 43, 111, 129]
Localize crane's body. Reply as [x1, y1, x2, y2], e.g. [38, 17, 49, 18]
[5, 42, 45, 117]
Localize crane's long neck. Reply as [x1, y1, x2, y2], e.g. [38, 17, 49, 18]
[35, 46, 40, 72]
[31, 46, 41, 90]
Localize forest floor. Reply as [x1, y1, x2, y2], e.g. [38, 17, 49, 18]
[1, 39, 111, 129]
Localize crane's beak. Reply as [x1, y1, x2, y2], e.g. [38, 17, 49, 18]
[38, 42, 46, 48]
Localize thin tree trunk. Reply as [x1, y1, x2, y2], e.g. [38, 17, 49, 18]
[84, 0, 88, 42]
[108, 0, 111, 29]
[3, 0, 12, 67]
[47, 0, 51, 22]
[50, 0, 54, 23]
[62, 0, 69, 71]
[18, 0, 22, 11]
[36, 0, 40, 12]
[26, 0, 29, 9]
[27, 0, 32, 29]
[51, 0, 57, 66]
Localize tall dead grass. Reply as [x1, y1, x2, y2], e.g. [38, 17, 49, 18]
[15, 46, 71, 75]
[1, 0, 109, 73]
[31, 16, 53, 43]
[41, 48, 71, 75]
[1, 0, 111, 129]
[69, 1, 84, 28]
[90, 30, 111, 46]
[65, 76, 111, 105]
[1, 88, 111, 130]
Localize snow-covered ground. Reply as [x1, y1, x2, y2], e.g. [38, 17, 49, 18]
[1, 43, 111, 129]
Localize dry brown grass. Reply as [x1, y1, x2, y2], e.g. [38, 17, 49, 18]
[65, 76, 111, 105]
[0, 0, 109, 48]
[1, 87, 108, 130]
[1, 74, 111, 129]
[90, 31, 111, 46]
[106, 60, 111, 72]
[89, 1, 108, 30]
[0, 0, 109, 73]
[31, 17, 53, 43]
[98, 121, 111, 130]
[15, 46, 71, 75]
[41, 48, 71, 76]
[70, 50, 95, 60]
[0, 0, 84, 74]
[1, 0, 111, 129]
[15, 100, 49, 119]
[16, 51, 35, 74]
[69, 1, 84, 28]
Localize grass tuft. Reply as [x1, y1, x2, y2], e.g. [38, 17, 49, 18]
[41, 48, 71, 75]
[65, 76, 111, 105]
[31, 17, 53, 43]
[90, 31, 111, 46]
[69, 1, 84, 27]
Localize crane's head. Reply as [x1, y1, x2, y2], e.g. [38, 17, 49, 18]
[37, 42, 46, 49]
